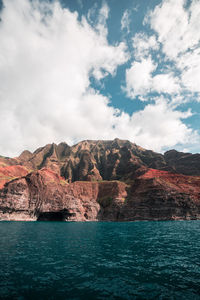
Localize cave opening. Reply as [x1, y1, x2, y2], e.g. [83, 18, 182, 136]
[37, 209, 75, 221]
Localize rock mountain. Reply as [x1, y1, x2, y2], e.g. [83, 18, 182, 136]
[0, 139, 200, 221]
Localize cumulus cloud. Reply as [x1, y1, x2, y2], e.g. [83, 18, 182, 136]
[132, 33, 159, 60]
[147, 0, 200, 96]
[125, 57, 156, 98]
[0, 0, 128, 156]
[114, 98, 198, 152]
[125, 57, 180, 98]
[0, 0, 198, 156]
[122, 0, 200, 152]
[152, 73, 180, 94]
[178, 48, 200, 93]
[128, 100, 196, 151]
[95, 1, 109, 36]
[125, 0, 200, 100]
[148, 0, 200, 59]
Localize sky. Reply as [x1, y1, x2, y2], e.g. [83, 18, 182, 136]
[0, 0, 200, 157]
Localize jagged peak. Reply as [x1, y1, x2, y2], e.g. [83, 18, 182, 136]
[3, 139, 199, 180]
[164, 149, 179, 155]
[57, 142, 69, 147]
[18, 150, 32, 159]
[33, 143, 52, 155]
[31, 139, 144, 154]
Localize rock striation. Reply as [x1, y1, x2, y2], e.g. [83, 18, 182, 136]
[0, 139, 200, 221]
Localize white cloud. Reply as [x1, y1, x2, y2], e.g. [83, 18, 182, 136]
[127, 100, 198, 152]
[95, 1, 109, 36]
[125, 57, 156, 98]
[125, 0, 200, 103]
[178, 48, 200, 93]
[148, 0, 200, 59]
[125, 57, 180, 98]
[121, 9, 131, 32]
[132, 33, 159, 59]
[0, 0, 198, 157]
[122, 0, 200, 152]
[152, 73, 180, 94]
[147, 0, 200, 96]
[0, 0, 128, 156]
[147, 0, 189, 58]
[87, 1, 109, 36]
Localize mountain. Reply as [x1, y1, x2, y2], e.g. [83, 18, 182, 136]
[3, 138, 200, 180]
[164, 149, 200, 176]
[0, 139, 200, 221]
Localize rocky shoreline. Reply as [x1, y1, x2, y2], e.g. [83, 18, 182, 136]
[0, 139, 200, 221]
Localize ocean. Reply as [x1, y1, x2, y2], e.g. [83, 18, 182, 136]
[0, 221, 200, 299]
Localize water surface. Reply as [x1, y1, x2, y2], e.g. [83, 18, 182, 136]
[0, 221, 200, 299]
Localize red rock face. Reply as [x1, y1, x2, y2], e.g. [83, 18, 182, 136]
[0, 169, 128, 221]
[0, 167, 200, 221]
[139, 168, 200, 200]
[121, 169, 200, 221]
[0, 165, 29, 189]
[0, 139, 200, 221]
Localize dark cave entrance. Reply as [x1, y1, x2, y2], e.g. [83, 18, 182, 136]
[37, 209, 75, 221]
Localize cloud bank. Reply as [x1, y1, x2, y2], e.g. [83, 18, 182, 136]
[123, 0, 200, 152]
[0, 0, 199, 156]
[0, 0, 128, 156]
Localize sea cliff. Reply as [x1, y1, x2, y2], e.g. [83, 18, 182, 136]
[0, 139, 200, 221]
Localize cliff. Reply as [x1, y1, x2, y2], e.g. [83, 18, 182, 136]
[0, 139, 200, 221]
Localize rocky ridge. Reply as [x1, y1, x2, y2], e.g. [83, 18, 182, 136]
[0, 139, 200, 221]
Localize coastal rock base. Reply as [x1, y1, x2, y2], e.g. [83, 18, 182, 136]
[0, 168, 200, 221]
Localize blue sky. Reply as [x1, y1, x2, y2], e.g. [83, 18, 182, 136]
[0, 0, 199, 156]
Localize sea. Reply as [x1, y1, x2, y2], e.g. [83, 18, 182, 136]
[0, 221, 200, 300]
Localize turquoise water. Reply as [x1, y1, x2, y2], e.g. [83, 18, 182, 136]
[0, 221, 200, 300]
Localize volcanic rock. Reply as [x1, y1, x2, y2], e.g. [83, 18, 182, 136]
[164, 149, 200, 176]
[0, 167, 200, 221]
[13, 139, 200, 180]
[0, 139, 200, 221]
[0, 165, 29, 189]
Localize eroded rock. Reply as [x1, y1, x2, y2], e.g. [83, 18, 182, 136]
[0, 167, 200, 221]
